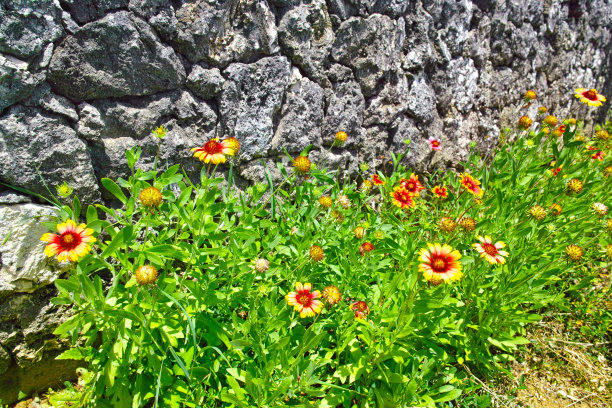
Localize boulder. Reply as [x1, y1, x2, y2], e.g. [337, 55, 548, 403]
[47, 11, 186, 101]
[271, 78, 325, 154]
[0, 54, 43, 113]
[0, 106, 101, 204]
[187, 65, 225, 100]
[278, 0, 334, 83]
[173, 0, 278, 66]
[0, 0, 64, 59]
[219, 57, 291, 161]
[331, 14, 405, 96]
[60, 0, 129, 24]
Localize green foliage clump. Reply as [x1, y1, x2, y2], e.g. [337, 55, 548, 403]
[41, 97, 612, 407]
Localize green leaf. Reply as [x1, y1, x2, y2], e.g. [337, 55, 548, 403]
[56, 348, 84, 360]
[101, 178, 127, 204]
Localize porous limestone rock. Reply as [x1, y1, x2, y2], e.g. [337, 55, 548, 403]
[186, 65, 225, 100]
[0, 54, 43, 113]
[0, 0, 64, 59]
[219, 56, 291, 161]
[0, 106, 101, 204]
[172, 0, 278, 66]
[47, 11, 185, 101]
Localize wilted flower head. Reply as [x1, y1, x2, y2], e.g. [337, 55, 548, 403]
[518, 115, 533, 130]
[309, 245, 325, 261]
[438, 216, 456, 233]
[331, 210, 344, 222]
[529, 205, 547, 221]
[606, 244, 612, 259]
[459, 217, 476, 231]
[139, 187, 163, 208]
[322, 286, 342, 305]
[354, 226, 366, 239]
[607, 219, 612, 232]
[592, 202, 608, 216]
[567, 178, 583, 193]
[538, 106, 547, 114]
[565, 244, 583, 262]
[134, 265, 158, 285]
[290, 226, 299, 235]
[319, 195, 333, 209]
[56, 182, 73, 198]
[595, 130, 611, 141]
[574, 88, 606, 107]
[293, 156, 312, 174]
[359, 241, 374, 256]
[359, 162, 369, 172]
[337, 194, 351, 209]
[351, 301, 370, 319]
[361, 179, 373, 191]
[254, 258, 270, 273]
[567, 118, 577, 126]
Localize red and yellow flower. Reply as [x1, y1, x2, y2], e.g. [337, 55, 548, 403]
[390, 187, 415, 209]
[459, 173, 483, 197]
[286, 282, 323, 318]
[359, 241, 374, 256]
[399, 174, 425, 196]
[372, 174, 384, 185]
[322, 286, 342, 305]
[41, 220, 96, 262]
[293, 156, 312, 173]
[418, 243, 463, 284]
[432, 186, 448, 199]
[574, 88, 606, 107]
[473, 236, 508, 265]
[191, 137, 234, 164]
[351, 301, 370, 319]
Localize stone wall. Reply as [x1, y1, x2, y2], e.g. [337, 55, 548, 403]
[0, 0, 611, 402]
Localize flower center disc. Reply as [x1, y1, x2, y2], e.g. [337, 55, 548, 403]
[204, 140, 222, 154]
[482, 243, 498, 256]
[432, 257, 447, 272]
[584, 90, 598, 101]
[298, 293, 311, 305]
[60, 232, 80, 250]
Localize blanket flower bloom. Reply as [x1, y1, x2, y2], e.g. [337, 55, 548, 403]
[41, 220, 95, 262]
[191, 138, 234, 164]
[428, 137, 441, 151]
[309, 245, 325, 261]
[318, 195, 333, 208]
[372, 174, 384, 185]
[567, 178, 583, 193]
[432, 186, 448, 199]
[473, 236, 508, 265]
[359, 241, 374, 256]
[575, 88, 606, 107]
[351, 301, 370, 319]
[390, 186, 415, 209]
[418, 243, 463, 284]
[459, 173, 483, 197]
[399, 174, 425, 196]
[286, 282, 323, 318]
[565, 244, 583, 262]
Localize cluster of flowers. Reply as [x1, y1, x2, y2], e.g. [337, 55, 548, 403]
[40, 87, 610, 323]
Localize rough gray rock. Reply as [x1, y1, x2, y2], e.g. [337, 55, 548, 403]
[0, 203, 68, 298]
[331, 14, 405, 96]
[219, 57, 291, 161]
[278, 0, 334, 84]
[0, 0, 64, 59]
[0, 106, 101, 204]
[173, 0, 278, 66]
[23, 83, 79, 122]
[0, 54, 43, 113]
[47, 11, 186, 101]
[60, 0, 129, 24]
[271, 78, 325, 154]
[322, 79, 366, 149]
[187, 65, 225, 100]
